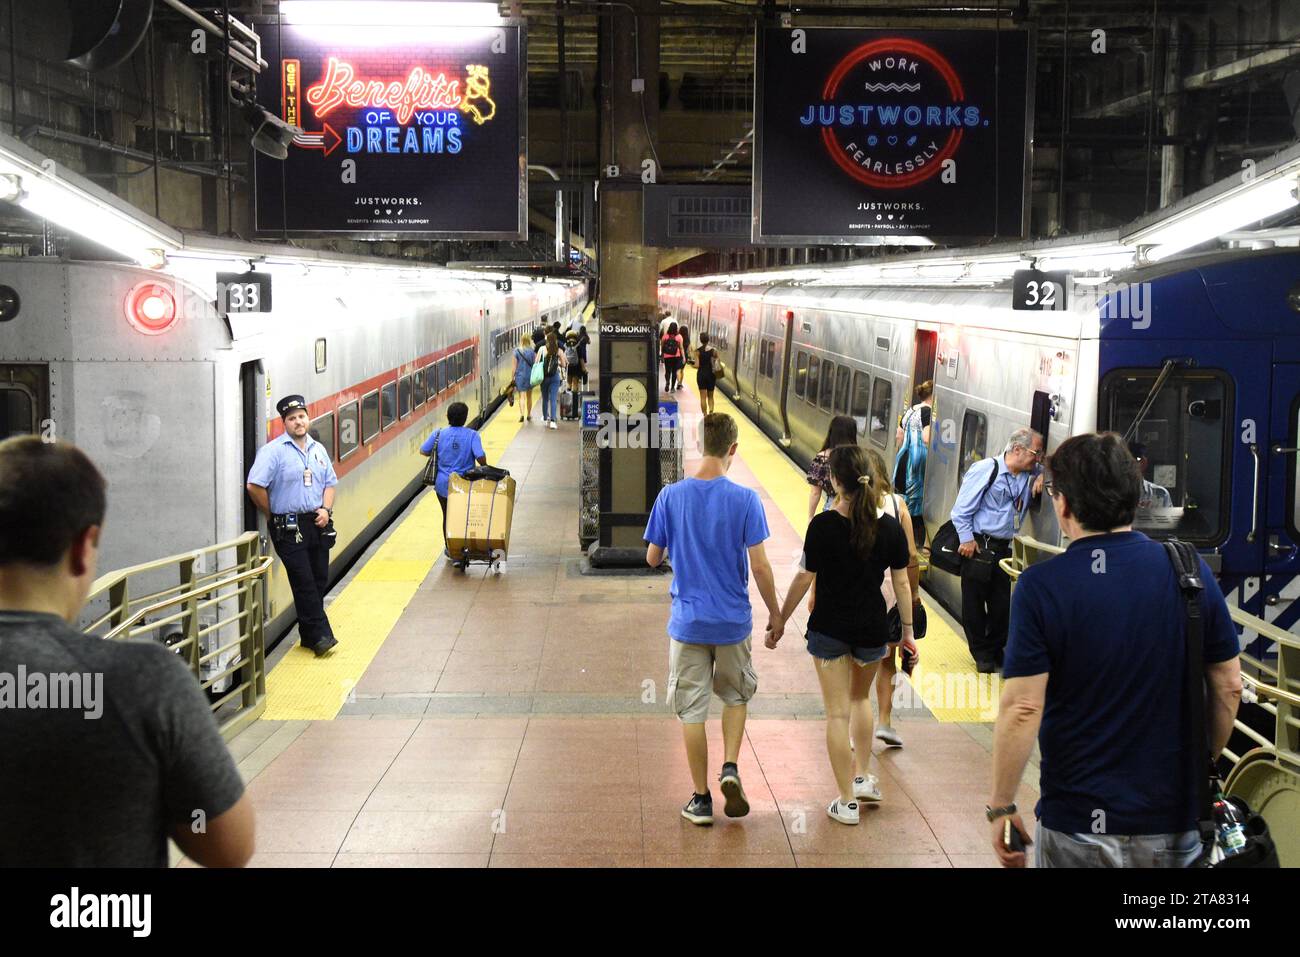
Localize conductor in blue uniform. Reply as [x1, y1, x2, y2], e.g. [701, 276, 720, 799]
[246, 395, 339, 657]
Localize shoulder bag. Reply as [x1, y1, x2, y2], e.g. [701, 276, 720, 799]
[421, 430, 441, 487]
[928, 459, 998, 576]
[1163, 539, 1278, 868]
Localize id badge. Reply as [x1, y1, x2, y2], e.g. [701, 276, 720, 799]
[303, 468, 313, 487]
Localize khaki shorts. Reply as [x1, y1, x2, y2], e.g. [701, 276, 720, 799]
[667, 637, 758, 723]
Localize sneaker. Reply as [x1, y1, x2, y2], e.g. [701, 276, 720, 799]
[853, 774, 882, 802]
[548, 420, 557, 430]
[719, 764, 750, 818]
[827, 798, 860, 825]
[875, 725, 903, 749]
[681, 793, 713, 826]
[518, 414, 524, 422]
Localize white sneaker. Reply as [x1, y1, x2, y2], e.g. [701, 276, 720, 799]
[827, 798, 860, 825]
[853, 774, 882, 802]
[548, 420, 557, 430]
[875, 725, 903, 749]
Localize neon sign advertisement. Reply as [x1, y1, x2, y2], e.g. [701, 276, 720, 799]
[255, 20, 526, 240]
[754, 27, 1033, 244]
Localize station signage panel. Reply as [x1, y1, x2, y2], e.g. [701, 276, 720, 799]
[254, 16, 526, 239]
[1012, 269, 1070, 311]
[754, 26, 1032, 244]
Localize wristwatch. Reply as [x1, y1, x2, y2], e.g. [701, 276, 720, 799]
[320, 507, 333, 518]
[986, 803, 1017, 822]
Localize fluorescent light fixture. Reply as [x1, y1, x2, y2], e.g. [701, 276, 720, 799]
[0, 132, 178, 267]
[278, 1, 505, 26]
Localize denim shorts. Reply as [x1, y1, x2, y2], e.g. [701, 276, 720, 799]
[805, 628, 888, 665]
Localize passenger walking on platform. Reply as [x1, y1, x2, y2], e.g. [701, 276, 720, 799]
[564, 331, 584, 414]
[645, 413, 783, 826]
[661, 322, 684, 392]
[539, 331, 567, 429]
[695, 332, 720, 414]
[246, 395, 341, 657]
[893, 380, 934, 546]
[990, 432, 1242, 868]
[680, 324, 692, 366]
[420, 401, 487, 537]
[950, 427, 1044, 673]
[864, 448, 921, 749]
[0, 437, 254, 867]
[770, 445, 913, 824]
[512, 338, 537, 423]
[577, 325, 591, 388]
[807, 415, 859, 521]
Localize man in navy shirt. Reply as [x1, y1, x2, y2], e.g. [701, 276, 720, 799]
[950, 427, 1044, 673]
[645, 413, 783, 826]
[420, 401, 488, 536]
[990, 432, 1242, 868]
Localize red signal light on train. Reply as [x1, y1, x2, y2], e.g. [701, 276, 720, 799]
[124, 282, 178, 335]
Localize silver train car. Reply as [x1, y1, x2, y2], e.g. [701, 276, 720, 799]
[0, 249, 585, 652]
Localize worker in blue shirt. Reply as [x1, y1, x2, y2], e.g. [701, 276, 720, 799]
[950, 427, 1044, 673]
[420, 401, 487, 538]
[246, 395, 339, 657]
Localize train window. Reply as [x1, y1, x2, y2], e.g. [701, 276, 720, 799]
[819, 361, 836, 411]
[381, 382, 397, 430]
[958, 410, 988, 481]
[794, 352, 808, 398]
[436, 358, 447, 393]
[851, 372, 871, 434]
[414, 368, 427, 407]
[362, 390, 381, 441]
[314, 338, 327, 374]
[1100, 368, 1230, 545]
[0, 386, 34, 438]
[835, 365, 851, 414]
[338, 401, 360, 459]
[398, 375, 412, 419]
[311, 412, 336, 463]
[869, 379, 892, 448]
[807, 356, 821, 404]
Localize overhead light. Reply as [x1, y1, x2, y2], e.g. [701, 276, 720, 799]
[0, 132, 178, 267]
[244, 103, 303, 160]
[278, 1, 506, 26]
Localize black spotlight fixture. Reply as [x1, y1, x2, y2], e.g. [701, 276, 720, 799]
[230, 81, 303, 161]
[0, 285, 20, 323]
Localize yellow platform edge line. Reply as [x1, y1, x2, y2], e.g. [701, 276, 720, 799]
[700, 368, 991, 722]
[262, 406, 524, 721]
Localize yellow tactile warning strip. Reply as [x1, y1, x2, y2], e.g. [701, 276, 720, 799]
[700, 368, 995, 722]
[263, 406, 523, 720]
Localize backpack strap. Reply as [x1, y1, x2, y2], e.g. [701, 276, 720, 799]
[1162, 538, 1215, 841]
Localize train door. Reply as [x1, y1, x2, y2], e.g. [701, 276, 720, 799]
[479, 303, 492, 415]
[910, 328, 938, 397]
[1262, 363, 1300, 629]
[0, 363, 49, 439]
[777, 309, 795, 443]
[240, 360, 266, 535]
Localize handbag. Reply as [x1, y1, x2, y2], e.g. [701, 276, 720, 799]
[1163, 539, 1279, 868]
[929, 460, 998, 575]
[529, 353, 544, 388]
[421, 430, 440, 487]
[715, 358, 726, 380]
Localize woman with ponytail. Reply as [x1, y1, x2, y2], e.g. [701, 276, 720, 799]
[769, 445, 913, 825]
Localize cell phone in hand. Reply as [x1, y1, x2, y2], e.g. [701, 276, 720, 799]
[1003, 818, 1026, 853]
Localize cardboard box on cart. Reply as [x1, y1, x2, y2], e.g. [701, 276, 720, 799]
[445, 471, 516, 558]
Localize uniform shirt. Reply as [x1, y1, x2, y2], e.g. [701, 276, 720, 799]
[419, 425, 486, 498]
[950, 456, 1037, 542]
[644, 476, 770, 645]
[1139, 479, 1174, 510]
[247, 432, 338, 515]
[1004, 531, 1240, 835]
[0, 611, 245, 866]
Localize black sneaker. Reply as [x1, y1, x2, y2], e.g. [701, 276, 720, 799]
[681, 793, 713, 826]
[311, 635, 339, 657]
[719, 764, 750, 818]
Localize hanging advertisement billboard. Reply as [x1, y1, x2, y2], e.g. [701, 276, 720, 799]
[254, 15, 526, 239]
[754, 26, 1033, 244]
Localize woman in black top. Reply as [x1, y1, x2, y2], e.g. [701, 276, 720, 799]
[576, 325, 590, 388]
[695, 332, 719, 414]
[769, 444, 914, 826]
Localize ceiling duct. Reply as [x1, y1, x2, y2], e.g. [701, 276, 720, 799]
[65, 0, 154, 72]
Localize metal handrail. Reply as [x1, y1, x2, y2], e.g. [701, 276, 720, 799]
[84, 532, 270, 740]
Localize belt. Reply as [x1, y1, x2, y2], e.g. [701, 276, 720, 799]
[274, 511, 323, 520]
[974, 532, 1011, 546]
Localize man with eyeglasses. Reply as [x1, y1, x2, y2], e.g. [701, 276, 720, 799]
[950, 427, 1045, 673]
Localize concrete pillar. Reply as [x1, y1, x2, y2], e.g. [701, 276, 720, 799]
[591, 0, 662, 564]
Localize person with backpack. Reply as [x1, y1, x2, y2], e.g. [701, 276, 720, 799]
[539, 331, 567, 430]
[990, 432, 1241, 867]
[512, 337, 537, 424]
[564, 330, 584, 418]
[661, 322, 683, 392]
[577, 325, 591, 388]
[695, 332, 721, 414]
[893, 380, 934, 545]
[420, 401, 488, 536]
[950, 428, 1044, 673]
[769, 444, 914, 825]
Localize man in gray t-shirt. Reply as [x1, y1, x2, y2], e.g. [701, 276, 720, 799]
[0, 437, 253, 867]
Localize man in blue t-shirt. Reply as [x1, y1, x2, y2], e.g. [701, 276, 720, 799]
[419, 402, 487, 534]
[989, 432, 1242, 868]
[645, 413, 783, 827]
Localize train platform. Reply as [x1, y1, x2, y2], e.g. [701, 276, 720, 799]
[185, 367, 1042, 869]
